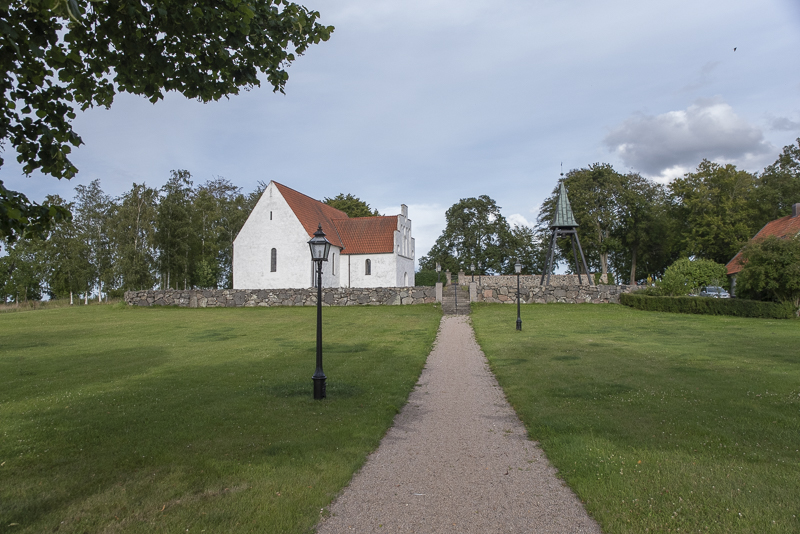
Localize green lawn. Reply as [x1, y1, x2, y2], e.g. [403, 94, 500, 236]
[471, 303, 800, 533]
[0, 304, 441, 534]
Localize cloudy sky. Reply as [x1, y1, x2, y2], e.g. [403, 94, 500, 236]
[3, 0, 799, 265]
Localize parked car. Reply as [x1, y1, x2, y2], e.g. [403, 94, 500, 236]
[699, 286, 730, 298]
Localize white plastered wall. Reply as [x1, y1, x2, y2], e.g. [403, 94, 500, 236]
[233, 182, 341, 289]
[393, 205, 415, 287]
[344, 253, 396, 288]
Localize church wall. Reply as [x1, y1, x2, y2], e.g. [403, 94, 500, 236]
[344, 253, 397, 288]
[233, 182, 339, 289]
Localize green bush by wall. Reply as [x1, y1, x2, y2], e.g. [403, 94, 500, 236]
[620, 292, 795, 319]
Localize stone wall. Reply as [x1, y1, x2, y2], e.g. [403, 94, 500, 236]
[124, 286, 438, 308]
[474, 283, 632, 304]
[458, 273, 605, 288]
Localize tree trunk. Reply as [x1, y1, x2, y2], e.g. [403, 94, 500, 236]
[70, 291, 73, 305]
[84, 293, 88, 305]
[629, 246, 638, 286]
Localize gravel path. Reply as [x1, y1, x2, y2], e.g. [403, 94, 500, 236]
[316, 316, 602, 533]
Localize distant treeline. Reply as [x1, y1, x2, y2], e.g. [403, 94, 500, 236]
[420, 139, 800, 285]
[1, 171, 265, 303]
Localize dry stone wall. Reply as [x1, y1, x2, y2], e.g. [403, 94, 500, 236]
[124, 287, 438, 308]
[475, 283, 632, 304]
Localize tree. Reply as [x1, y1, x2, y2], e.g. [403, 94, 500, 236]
[656, 257, 727, 296]
[610, 173, 674, 285]
[155, 170, 193, 289]
[111, 183, 158, 291]
[41, 194, 91, 303]
[669, 161, 758, 265]
[735, 235, 800, 311]
[0, 0, 333, 240]
[507, 224, 546, 275]
[73, 179, 113, 299]
[537, 164, 624, 277]
[0, 235, 47, 302]
[419, 196, 514, 275]
[751, 138, 800, 228]
[323, 193, 380, 218]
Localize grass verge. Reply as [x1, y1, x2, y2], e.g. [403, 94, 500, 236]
[471, 303, 800, 533]
[0, 304, 441, 533]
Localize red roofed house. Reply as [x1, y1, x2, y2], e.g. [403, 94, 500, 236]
[726, 203, 800, 295]
[233, 181, 415, 289]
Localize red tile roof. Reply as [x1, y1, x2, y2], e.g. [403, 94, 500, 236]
[332, 216, 399, 255]
[726, 213, 800, 275]
[273, 181, 399, 254]
[274, 182, 348, 249]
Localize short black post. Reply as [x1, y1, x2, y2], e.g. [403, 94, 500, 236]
[515, 260, 522, 331]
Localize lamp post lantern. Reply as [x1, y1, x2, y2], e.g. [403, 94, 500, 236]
[470, 263, 475, 282]
[436, 262, 441, 284]
[515, 260, 522, 331]
[308, 224, 332, 400]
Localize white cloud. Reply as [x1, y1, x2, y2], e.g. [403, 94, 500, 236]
[507, 213, 533, 229]
[604, 98, 774, 178]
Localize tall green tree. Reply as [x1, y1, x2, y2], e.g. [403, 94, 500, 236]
[669, 160, 758, 265]
[111, 183, 158, 291]
[155, 170, 194, 289]
[191, 177, 244, 289]
[0, 236, 47, 302]
[419, 196, 514, 275]
[73, 179, 113, 299]
[41, 194, 91, 303]
[323, 193, 380, 218]
[507, 224, 546, 275]
[610, 173, 674, 284]
[751, 138, 800, 227]
[0, 0, 333, 240]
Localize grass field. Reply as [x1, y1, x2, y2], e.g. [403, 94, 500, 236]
[0, 304, 442, 533]
[472, 303, 800, 533]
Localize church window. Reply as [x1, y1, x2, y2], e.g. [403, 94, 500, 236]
[270, 211, 272, 220]
[271, 248, 277, 272]
[365, 259, 371, 276]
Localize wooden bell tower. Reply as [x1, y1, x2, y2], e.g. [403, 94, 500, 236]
[540, 181, 593, 286]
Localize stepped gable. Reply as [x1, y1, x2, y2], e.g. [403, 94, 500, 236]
[551, 181, 579, 228]
[273, 182, 347, 248]
[332, 216, 399, 255]
[727, 210, 800, 275]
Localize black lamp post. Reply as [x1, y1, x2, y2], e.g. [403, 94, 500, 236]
[515, 260, 522, 331]
[470, 263, 475, 282]
[436, 262, 441, 284]
[308, 224, 332, 400]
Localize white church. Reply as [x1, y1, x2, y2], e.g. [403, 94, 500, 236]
[233, 181, 415, 289]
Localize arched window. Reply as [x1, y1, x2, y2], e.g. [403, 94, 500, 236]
[270, 248, 277, 272]
[365, 259, 371, 276]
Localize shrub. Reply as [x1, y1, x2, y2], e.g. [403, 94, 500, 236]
[620, 292, 795, 319]
[414, 270, 440, 287]
[656, 258, 727, 296]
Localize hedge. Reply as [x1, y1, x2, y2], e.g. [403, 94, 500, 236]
[620, 292, 796, 319]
